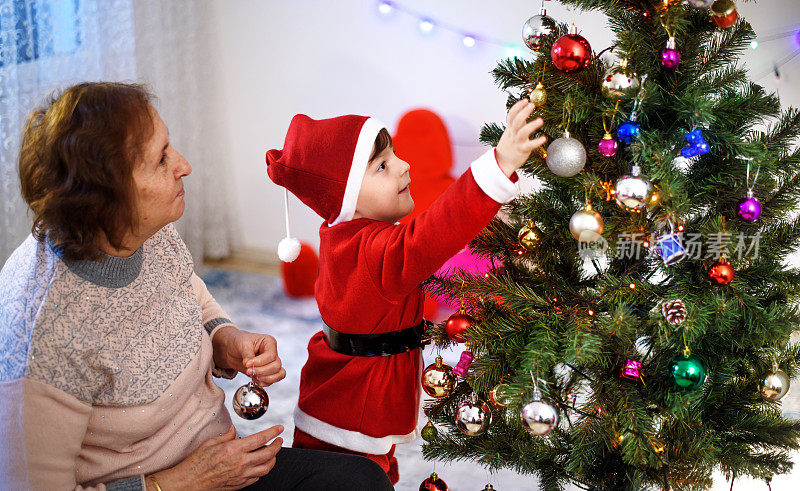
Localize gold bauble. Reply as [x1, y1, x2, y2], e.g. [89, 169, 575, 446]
[529, 82, 547, 106]
[518, 222, 543, 250]
[568, 204, 604, 242]
[421, 355, 457, 398]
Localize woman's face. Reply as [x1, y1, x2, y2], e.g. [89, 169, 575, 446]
[131, 107, 192, 238]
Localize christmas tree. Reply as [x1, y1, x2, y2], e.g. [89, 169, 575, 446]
[420, 1, 800, 489]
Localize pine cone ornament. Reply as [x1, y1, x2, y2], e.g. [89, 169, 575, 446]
[662, 299, 687, 325]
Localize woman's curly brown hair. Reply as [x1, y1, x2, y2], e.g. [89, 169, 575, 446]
[18, 82, 156, 261]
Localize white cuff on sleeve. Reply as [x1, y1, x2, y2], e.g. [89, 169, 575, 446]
[469, 149, 519, 204]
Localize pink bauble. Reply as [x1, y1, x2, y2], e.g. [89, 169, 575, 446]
[661, 47, 681, 70]
[598, 134, 618, 157]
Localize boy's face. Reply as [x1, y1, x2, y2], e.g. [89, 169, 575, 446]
[352, 145, 414, 223]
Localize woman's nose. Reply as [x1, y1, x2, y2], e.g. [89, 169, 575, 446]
[175, 152, 192, 178]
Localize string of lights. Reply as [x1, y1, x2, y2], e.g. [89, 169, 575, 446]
[375, 1, 800, 80]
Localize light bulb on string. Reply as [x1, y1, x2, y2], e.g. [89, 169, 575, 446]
[418, 18, 435, 33]
[378, 1, 394, 15]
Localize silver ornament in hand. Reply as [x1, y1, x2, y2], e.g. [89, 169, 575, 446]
[233, 360, 269, 419]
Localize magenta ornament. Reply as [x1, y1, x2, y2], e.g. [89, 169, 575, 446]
[598, 132, 618, 157]
[737, 191, 762, 223]
[453, 350, 474, 378]
[661, 37, 680, 72]
[620, 359, 642, 381]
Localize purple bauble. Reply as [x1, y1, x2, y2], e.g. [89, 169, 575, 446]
[737, 195, 762, 222]
[598, 134, 618, 157]
[661, 48, 681, 70]
[661, 37, 681, 72]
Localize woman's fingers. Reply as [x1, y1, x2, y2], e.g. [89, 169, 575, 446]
[235, 425, 284, 453]
[252, 358, 282, 377]
[243, 437, 283, 468]
[256, 368, 286, 386]
[248, 458, 278, 478]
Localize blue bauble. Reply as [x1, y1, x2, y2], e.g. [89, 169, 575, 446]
[617, 121, 640, 144]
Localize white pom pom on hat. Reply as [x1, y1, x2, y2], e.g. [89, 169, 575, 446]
[278, 236, 301, 262]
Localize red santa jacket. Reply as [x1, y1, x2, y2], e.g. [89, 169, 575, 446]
[293, 149, 519, 454]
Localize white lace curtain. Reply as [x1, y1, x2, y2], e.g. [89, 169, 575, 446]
[0, 0, 231, 265]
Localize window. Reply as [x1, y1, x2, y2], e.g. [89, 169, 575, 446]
[1, 0, 80, 67]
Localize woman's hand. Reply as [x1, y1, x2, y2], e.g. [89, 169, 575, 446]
[214, 326, 286, 386]
[495, 99, 547, 178]
[147, 425, 284, 491]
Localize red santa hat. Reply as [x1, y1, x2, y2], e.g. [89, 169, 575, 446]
[266, 114, 386, 261]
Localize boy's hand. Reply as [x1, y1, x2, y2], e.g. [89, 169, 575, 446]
[495, 100, 547, 178]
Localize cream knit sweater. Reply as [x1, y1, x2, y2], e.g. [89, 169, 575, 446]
[0, 224, 238, 490]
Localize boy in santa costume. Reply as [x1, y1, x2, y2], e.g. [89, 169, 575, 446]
[265, 100, 545, 484]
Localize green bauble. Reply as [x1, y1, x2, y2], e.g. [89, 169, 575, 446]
[421, 420, 439, 442]
[669, 353, 706, 389]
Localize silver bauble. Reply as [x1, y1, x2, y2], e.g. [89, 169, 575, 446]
[601, 65, 641, 100]
[520, 399, 558, 436]
[545, 133, 586, 177]
[688, 0, 715, 7]
[761, 369, 790, 401]
[569, 205, 604, 242]
[232, 381, 269, 420]
[522, 12, 556, 51]
[614, 168, 652, 212]
[455, 399, 492, 436]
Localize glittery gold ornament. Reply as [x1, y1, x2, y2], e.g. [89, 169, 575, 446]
[529, 82, 547, 106]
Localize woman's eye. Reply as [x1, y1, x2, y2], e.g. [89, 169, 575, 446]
[378, 162, 386, 171]
[159, 153, 167, 166]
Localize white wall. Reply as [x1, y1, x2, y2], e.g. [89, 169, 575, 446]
[208, 0, 800, 256]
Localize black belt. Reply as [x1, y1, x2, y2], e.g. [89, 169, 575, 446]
[322, 320, 432, 357]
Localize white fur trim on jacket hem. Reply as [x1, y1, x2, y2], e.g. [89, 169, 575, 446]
[329, 118, 387, 226]
[469, 148, 519, 204]
[293, 406, 418, 454]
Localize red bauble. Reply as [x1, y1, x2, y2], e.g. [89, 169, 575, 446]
[711, 0, 738, 28]
[708, 257, 734, 285]
[420, 472, 449, 491]
[445, 312, 474, 343]
[551, 33, 592, 73]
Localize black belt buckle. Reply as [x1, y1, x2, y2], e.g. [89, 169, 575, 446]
[323, 319, 432, 357]
[415, 320, 433, 348]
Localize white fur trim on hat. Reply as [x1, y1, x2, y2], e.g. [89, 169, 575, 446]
[293, 406, 418, 454]
[329, 117, 386, 226]
[469, 148, 519, 204]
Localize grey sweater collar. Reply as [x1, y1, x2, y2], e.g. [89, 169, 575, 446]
[57, 244, 144, 289]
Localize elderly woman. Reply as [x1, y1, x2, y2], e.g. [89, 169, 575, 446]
[0, 82, 393, 491]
